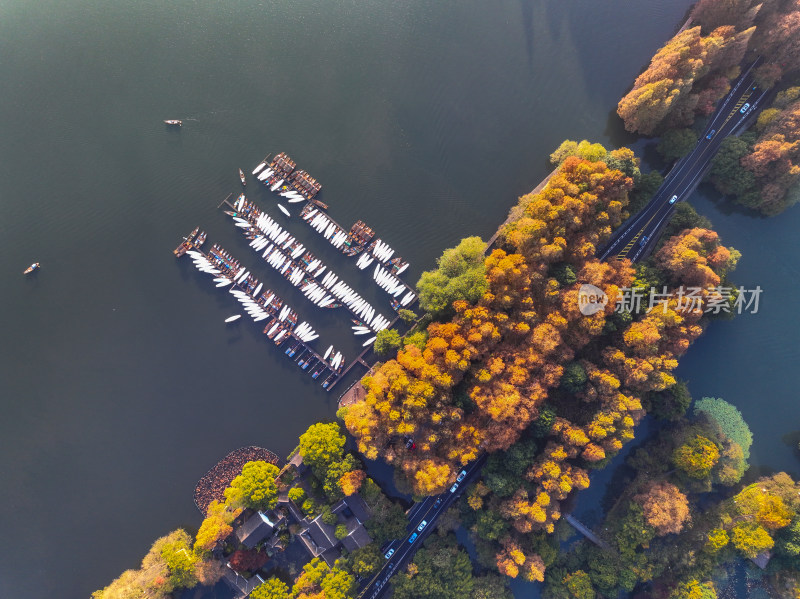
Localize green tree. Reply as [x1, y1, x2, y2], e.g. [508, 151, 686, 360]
[673, 435, 720, 479]
[731, 521, 774, 558]
[658, 128, 698, 161]
[550, 263, 577, 287]
[628, 170, 664, 214]
[398, 308, 417, 323]
[693, 397, 753, 460]
[670, 579, 717, 599]
[404, 330, 428, 351]
[321, 505, 338, 526]
[550, 139, 609, 165]
[299, 422, 347, 474]
[563, 570, 595, 599]
[708, 137, 761, 207]
[250, 577, 290, 599]
[646, 381, 692, 421]
[659, 202, 712, 242]
[288, 487, 307, 504]
[348, 545, 383, 578]
[561, 362, 588, 394]
[160, 530, 198, 589]
[416, 236, 488, 318]
[392, 534, 474, 599]
[374, 329, 402, 356]
[365, 497, 408, 544]
[224, 461, 280, 511]
[335, 524, 349, 540]
[472, 574, 513, 599]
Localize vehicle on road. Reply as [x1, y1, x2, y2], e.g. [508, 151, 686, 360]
[450, 482, 459, 493]
[669, 195, 678, 204]
[740, 102, 750, 113]
[384, 548, 395, 559]
[456, 469, 467, 482]
[639, 235, 649, 246]
[706, 130, 715, 139]
[417, 520, 428, 532]
[408, 533, 418, 543]
[434, 498, 443, 508]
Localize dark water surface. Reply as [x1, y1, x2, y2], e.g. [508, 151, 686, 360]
[3, 1, 797, 597]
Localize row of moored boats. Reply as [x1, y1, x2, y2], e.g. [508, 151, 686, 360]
[177, 235, 343, 389]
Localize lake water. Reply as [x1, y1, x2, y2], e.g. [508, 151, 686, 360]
[1, 1, 797, 597]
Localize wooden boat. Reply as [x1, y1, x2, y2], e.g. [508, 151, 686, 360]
[164, 119, 182, 126]
[23, 262, 40, 275]
[239, 169, 246, 186]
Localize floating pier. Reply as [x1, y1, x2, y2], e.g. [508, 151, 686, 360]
[176, 237, 345, 391]
[221, 196, 394, 334]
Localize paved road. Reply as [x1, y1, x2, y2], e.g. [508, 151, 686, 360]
[356, 454, 488, 599]
[599, 58, 769, 263]
[355, 60, 772, 599]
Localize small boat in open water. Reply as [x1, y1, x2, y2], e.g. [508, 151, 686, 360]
[278, 204, 290, 217]
[23, 262, 40, 275]
[239, 169, 246, 186]
[225, 315, 242, 323]
[164, 119, 182, 126]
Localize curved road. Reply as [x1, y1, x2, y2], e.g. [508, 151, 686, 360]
[599, 58, 769, 263]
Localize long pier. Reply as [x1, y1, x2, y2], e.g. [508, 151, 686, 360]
[217, 194, 406, 392]
[178, 233, 346, 391]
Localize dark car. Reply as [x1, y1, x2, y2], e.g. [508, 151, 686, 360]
[639, 235, 649, 246]
[408, 532, 418, 543]
[434, 497, 443, 508]
[705, 130, 715, 140]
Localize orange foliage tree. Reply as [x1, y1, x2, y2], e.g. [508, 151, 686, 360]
[634, 481, 691, 535]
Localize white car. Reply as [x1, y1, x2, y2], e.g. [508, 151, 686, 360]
[384, 548, 395, 559]
[417, 520, 428, 532]
[450, 483, 459, 493]
[740, 102, 750, 113]
[669, 195, 678, 205]
[456, 469, 467, 482]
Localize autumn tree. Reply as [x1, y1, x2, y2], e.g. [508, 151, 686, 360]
[655, 228, 739, 288]
[228, 548, 269, 573]
[634, 481, 690, 535]
[673, 435, 720, 479]
[194, 500, 238, 554]
[670, 579, 717, 599]
[92, 530, 200, 599]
